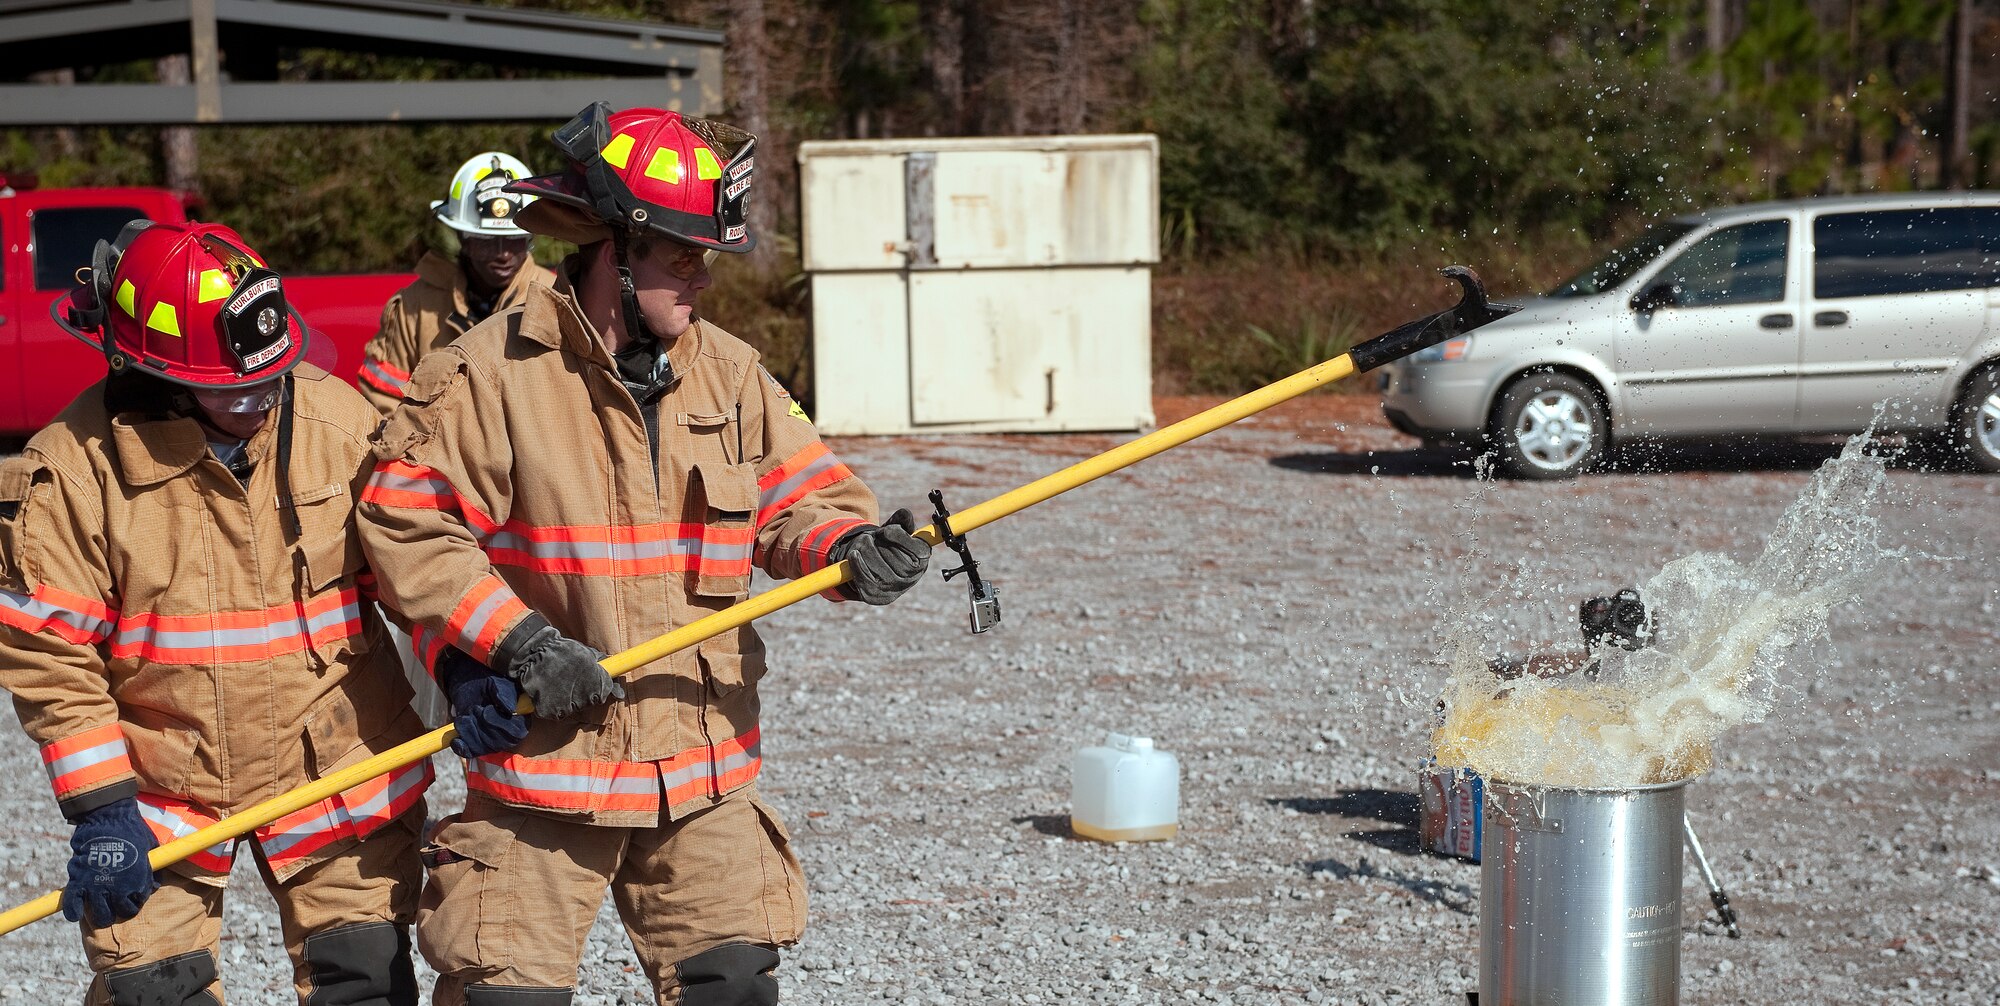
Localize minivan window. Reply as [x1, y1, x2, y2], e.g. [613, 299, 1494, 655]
[1814, 207, 2000, 299]
[1649, 219, 1789, 306]
[1548, 221, 1698, 297]
[32, 206, 146, 290]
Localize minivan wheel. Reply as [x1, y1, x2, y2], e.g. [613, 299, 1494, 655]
[1953, 365, 2000, 473]
[1491, 372, 1606, 479]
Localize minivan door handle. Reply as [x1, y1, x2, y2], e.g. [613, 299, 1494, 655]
[1814, 310, 1849, 327]
[1759, 313, 1794, 330]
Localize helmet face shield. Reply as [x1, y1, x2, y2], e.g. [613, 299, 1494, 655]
[190, 379, 288, 416]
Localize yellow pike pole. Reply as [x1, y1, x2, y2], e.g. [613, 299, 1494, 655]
[0, 268, 1512, 938]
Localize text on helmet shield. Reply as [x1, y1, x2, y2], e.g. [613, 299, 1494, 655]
[225, 275, 281, 316]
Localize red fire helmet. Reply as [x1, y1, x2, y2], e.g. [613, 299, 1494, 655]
[508, 102, 756, 253]
[54, 220, 325, 390]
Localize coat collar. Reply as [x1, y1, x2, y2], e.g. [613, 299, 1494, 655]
[416, 250, 471, 318]
[422, 249, 548, 325]
[110, 412, 213, 486]
[109, 389, 284, 488]
[523, 259, 704, 381]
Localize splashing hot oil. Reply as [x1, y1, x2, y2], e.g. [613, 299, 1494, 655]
[1431, 437, 1894, 788]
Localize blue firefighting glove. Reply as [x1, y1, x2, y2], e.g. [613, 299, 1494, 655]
[829, 508, 932, 605]
[494, 617, 623, 721]
[61, 797, 159, 927]
[438, 647, 532, 758]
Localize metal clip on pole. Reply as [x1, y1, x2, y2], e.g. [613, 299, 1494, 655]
[929, 489, 1001, 634]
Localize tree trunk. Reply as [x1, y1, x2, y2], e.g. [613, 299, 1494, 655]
[925, 0, 966, 135]
[1941, 0, 1975, 189]
[725, 0, 779, 265]
[1055, 0, 1085, 133]
[156, 55, 199, 193]
[1705, 0, 1727, 95]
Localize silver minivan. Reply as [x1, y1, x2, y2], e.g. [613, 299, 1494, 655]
[1379, 193, 2000, 477]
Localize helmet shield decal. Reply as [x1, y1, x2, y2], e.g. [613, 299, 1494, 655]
[474, 164, 520, 228]
[200, 234, 292, 375]
[688, 116, 755, 245]
[221, 266, 291, 374]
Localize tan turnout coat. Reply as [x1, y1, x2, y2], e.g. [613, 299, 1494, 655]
[357, 269, 878, 828]
[0, 366, 428, 881]
[358, 250, 554, 415]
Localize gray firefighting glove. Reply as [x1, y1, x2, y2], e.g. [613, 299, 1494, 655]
[493, 615, 623, 720]
[829, 508, 932, 605]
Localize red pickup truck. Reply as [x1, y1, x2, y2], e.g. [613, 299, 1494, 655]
[0, 180, 412, 437]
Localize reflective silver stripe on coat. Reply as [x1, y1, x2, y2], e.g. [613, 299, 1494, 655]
[112, 600, 358, 653]
[481, 533, 754, 568]
[42, 738, 129, 783]
[365, 468, 459, 502]
[466, 757, 658, 798]
[758, 450, 843, 512]
[258, 761, 431, 859]
[452, 581, 520, 648]
[135, 801, 234, 861]
[0, 588, 113, 641]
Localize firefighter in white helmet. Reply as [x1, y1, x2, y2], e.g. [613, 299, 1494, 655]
[355, 102, 931, 1005]
[356, 152, 555, 414]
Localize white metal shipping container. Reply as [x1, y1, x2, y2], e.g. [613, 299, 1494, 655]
[798, 135, 1159, 435]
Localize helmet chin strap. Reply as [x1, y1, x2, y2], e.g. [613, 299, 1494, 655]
[609, 228, 676, 388]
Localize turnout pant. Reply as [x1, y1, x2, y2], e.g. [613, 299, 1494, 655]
[418, 787, 807, 1006]
[81, 809, 424, 1006]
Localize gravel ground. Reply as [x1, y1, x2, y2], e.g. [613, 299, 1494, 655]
[2, 395, 1995, 1005]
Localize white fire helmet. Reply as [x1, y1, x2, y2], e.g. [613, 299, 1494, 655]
[431, 152, 536, 238]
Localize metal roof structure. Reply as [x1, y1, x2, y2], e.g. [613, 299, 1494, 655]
[0, 0, 722, 125]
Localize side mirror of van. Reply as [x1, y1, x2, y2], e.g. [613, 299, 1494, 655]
[1631, 281, 1682, 313]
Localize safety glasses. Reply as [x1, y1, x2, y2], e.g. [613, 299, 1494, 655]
[638, 239, 714, 281]
[191, 379, 288, 415]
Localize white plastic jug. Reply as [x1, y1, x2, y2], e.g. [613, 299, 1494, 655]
[1071, 732, 1180, 842]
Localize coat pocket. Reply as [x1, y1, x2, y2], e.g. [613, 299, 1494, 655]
[690, 460, 758, 598]
[302, 682, 418, 779]
[289, 482, 372, 661]
[415, 807, 525, 974]
[122, 706, 201, 797]
[0, 458, 43, 593]
[697, 625, 768, 699]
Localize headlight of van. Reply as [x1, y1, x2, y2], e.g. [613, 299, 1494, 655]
[1410, 335, 1473, 364]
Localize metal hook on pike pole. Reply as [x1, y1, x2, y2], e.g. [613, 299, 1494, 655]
[929, 489, 1001, 634]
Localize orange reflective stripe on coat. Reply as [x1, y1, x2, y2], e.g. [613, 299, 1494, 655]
[466, 726, 761, 815]
[258, 758, 433, 871]
[485, 520, 754, 579]
[40, 722, 133, 801]
[756, 441, 854, 527]
[0, 583, 115, 645]
[134, 759, 431, 873]
[367, 460, 758, 580]
[109, 589, 363, 664]
[361, 459, 499, 535]
[358, 358, 411, 399]
[135, 796, 239, 873]
[410, 623, 448, 679]
[445, 576, 528, 665]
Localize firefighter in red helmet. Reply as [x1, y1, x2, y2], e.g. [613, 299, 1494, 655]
[355, 103, 930, 1006]
[0, 221, 430, 1005]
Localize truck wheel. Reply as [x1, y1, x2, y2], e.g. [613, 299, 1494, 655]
[1952, 365, 2000, 473]
[1491, 372, 1606, 480]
